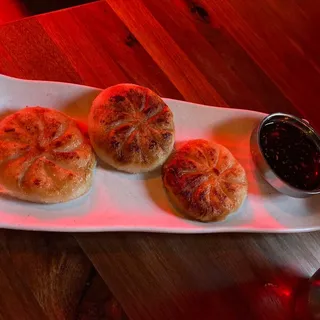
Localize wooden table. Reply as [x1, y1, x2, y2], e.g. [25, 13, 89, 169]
[0, 1, 319, 319]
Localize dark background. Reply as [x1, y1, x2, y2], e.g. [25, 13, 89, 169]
[23, 0, 94, 14]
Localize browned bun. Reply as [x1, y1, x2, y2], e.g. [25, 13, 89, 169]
[0, 107, 96, 203]
[88, 84, 175, 173]
[162, 139, 248, 222]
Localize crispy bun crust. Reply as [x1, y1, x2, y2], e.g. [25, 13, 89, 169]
[88, 84, 175, 173]
[0, 107, 96, 203]
[162, 139, 248, 222]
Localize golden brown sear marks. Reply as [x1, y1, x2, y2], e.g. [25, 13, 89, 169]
[0, 107, 96, 203]
[88, 84, 175, 173]
[162, 140, 248, 222]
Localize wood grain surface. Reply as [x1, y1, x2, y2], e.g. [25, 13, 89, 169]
[0, 0, 27, 24]
[0, 0, 319, 319]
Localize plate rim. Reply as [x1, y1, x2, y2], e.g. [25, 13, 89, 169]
[0, 74, 318, 234]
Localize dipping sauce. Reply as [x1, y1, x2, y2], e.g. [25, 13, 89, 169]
[260, 121, 320, 190]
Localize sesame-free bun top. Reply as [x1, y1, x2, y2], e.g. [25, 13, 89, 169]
[88, 84, 175, 173]
[162, 139, 248, 222]
[0, 107, 96, 204]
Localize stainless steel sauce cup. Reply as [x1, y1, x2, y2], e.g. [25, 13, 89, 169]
[250, 113, 320, 198]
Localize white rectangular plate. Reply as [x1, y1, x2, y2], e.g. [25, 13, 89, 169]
[0, 74, 319, 233]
